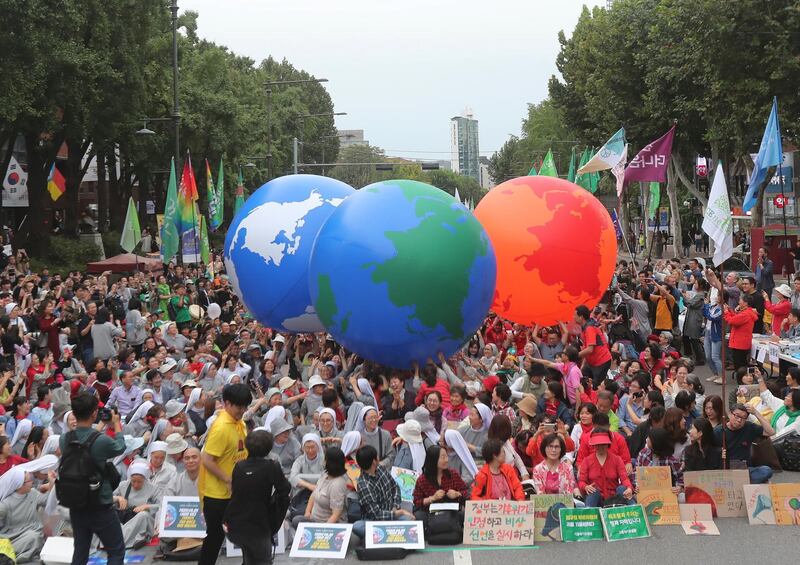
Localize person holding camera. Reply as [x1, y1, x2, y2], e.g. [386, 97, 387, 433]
[617, 374, 649, 436]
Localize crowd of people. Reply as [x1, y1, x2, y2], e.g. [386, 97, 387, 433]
[0, 248, 796, 564]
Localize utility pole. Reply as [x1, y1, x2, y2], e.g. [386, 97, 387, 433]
[170, 0, 181, 168]
[293, 137, 299, 174]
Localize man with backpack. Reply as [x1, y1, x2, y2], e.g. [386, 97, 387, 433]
[58, 392, 126, 565]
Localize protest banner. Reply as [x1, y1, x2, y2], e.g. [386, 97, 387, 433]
[158, 496, 207, 538]
[366, 521, 425, 550]
[684, 470, 748, 518]
[530, 494, 573, 542]
[390, 467, 420, 503]
[635, 466, 672, 490]
[638, 489, 680, 525]
[769, 483, 800, 526]
[599, 505, 651, 542]
[290, 523, 352, 559]
[462, 500, 536, 546]
[743, 484, 776, 525]
[680, 504, 719, 536]
[559, 507, 604, 542]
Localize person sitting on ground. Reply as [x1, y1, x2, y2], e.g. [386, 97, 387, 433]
[634, 428, 682, 492]
[292, 447, 349, 529]
[755, 373, 800, 441]
[714, 403, 775, 484]
[352, 445, 414, 540]
[682, 418, 722, 472]
[530, 433, 580, 498]
[578, 431, 635, 508]
[470, 439, 524, 501]
[617, 374, 649, 437]
[412, 445, 468, 527]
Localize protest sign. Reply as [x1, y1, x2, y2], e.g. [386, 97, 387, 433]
[462, 500, 536, 546]
[530, 494, 573, 542]
[743, 484, 776, 525]
[638, 489, 680, 525]
[559, 507, 604, 542]
[390, 467, 420, 503]
[290, 523, 352, 559]
[366, 521, 425, 550]
[769, 483, 800, 526]
[680, 504, 719, 535]
[635, 466, 672, 490]
[600, 505, 650, 542]
[684, 470, 748, 518]
[158, 496, 207, 538]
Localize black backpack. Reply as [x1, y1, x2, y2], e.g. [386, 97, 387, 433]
[56, 430, 120, 509]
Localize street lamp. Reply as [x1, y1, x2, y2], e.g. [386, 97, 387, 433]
[263, 78, 329, 180]
[293, 112, 347, 173]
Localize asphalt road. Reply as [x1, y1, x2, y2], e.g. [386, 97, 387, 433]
[128, 363, 800, 565]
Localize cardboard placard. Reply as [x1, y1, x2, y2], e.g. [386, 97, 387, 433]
[365, 521, 425, 550]
[683, 470, 749, 518]
[390, 467, 420, 503]
[768, 343, 780, 364]
[158, 496, 207, 538]
[743, 484, 776, 525]
[599, 505, 651, 542]
[530, 494, 573, 542]
[462, 500, 536, 546]
[680, 504, 719, 535]
[638, 489, 680, 525]
[769, 483, 800, 526]
[290, 523, 352, 559]
[559, 507, 604, 542]
[635, 466, 672, 490]
[734, 384, 761, 404]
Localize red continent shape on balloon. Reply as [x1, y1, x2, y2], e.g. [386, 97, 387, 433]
[474, 176, 617, 326]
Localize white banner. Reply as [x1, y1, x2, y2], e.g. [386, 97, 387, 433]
[2, 156, 29, 207]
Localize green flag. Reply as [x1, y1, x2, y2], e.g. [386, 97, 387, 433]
[527, 158, 538, 176]
[199, 215, 210, 265]
[567, 147, 577, 183]
[161, 157, 180, 264]
[538, 149, 558, 177]
[120, 197, 141, 253]
[648, 182, 660, 220]
[212, 160, 225, 230]
[234, 167, 245, 215]
[575, 148, 592, 191]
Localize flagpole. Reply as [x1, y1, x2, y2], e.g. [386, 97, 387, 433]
[779, 158, 790, 283]
[189, 151, 199, 265]
[617, 208, 637, 270]
[646, 188, 660, 263]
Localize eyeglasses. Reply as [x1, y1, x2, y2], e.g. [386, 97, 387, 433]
[546, 444, 561, 449]
[730, 412, 747, 420]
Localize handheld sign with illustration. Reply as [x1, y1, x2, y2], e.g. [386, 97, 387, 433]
[158, 496, 207, 538]
[462, 500, 536, 546]
[366, 521, 425, 550]
[638, 489, 680, 526]
[530, 494, 573, 542]
[635, 466, 671, 490]
[600, 505, 651, 542]
[290, 523, 353, 559]
[390, 467, 420, 503]
[680, 504, 719, 536]
[743, 484, 776, 525]
[684, 470, 748, 518]
[769, 483, 800, 526]
[559, 507, 604, 542]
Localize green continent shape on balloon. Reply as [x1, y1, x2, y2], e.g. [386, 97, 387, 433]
[316, 274, 338, 329]
[370, 183, 486, 338]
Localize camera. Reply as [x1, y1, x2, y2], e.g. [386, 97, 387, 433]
[633, 391, 644, 398]
[99, 408, 112, 422]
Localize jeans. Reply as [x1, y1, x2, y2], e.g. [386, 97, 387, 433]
[584, 485, 636, 508]
[199, 496, 230, 565]
[70, 505, 125, 565]
[352, 514, 413, 539]
[704, 335, 722, 376]
[748, 465, 773, 484]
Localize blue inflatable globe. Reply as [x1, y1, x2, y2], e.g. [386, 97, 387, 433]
[308, 179, 496, 368]
[224, 174, 355, 332]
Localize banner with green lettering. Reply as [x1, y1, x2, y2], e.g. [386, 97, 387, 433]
[600, 505, 650, 541]
[559, 507, 604, 542]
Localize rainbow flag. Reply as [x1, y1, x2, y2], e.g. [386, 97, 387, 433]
[47, 163, 66, 201]
[177, 154, 199, 235]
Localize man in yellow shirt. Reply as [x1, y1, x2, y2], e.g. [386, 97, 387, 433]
[198, 383, 252, 565]
[649, 279, 676, 333]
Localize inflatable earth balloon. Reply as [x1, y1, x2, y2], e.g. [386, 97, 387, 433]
[224, 174, 355, 332]
[474, 176, 616, 326]
[308, 179, 496, 368]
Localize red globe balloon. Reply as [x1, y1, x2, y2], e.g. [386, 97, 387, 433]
[474, 176, 617, 326]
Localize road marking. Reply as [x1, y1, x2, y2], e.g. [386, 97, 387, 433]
[454, 549, 472, 565]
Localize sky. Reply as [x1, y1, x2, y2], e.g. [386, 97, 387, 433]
[181, 0, 603, 160]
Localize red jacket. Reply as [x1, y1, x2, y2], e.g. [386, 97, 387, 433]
[764, 298, 791, 335]
[723, 307, 758, 350]
[576, 429, 631, 466]
[578, 451, 632, 499]
[470, 463, 525, 501]
[415, 379, 451, 408]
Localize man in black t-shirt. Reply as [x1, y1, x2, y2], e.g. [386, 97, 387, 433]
[714, 403, 774, 483]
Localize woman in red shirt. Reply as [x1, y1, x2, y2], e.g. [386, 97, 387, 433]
[412, 445, 468, 516]
[415, 363, 451, 408]
[37, 299, 63, 359]
[0, 436, 27, 476]
[723, 294, 759, 371]
[470, 439, 524, 501]
[578, 432, 634, 508]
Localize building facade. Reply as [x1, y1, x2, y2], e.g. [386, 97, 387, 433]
[450, 109, 480, 182]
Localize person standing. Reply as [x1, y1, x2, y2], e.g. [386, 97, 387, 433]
[723, 295, 759, 372]
[755, 247, 775, 300]
[61, 393, 127, 565]
[575, 305, 612, 388]
[169, 284, 191, 331]
[198, 383, 252, 565]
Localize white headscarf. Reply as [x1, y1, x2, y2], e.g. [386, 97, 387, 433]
[18, 454, 59, 473]
[262, 406, 286, 431]
[344, 402, 364, 433]
[146, 419, 169, 455]
[113, 435, 146, 466]
[444, 429, 478, 478]
[147, 440, 168, 457]
[186, 387, 203, 413]
[341, 431, 362, 457]
[0, 468, 25, 502]
[127, 401, 154, 427]
[60, 411, 74, 433]
[301, 433, 323, 462]
[127, 459, 151, 481]
[408, 443, 426, 473]
[10, 419, 32, 450]
[357, 378, 377, 406]
[42, 434, 60, 456]
[475, 403, 493, 432]
[356, 405, 377, 434]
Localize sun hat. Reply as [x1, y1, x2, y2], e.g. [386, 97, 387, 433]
[270, 418, 294, 436]
[396, 419, 423, 444]
[278, 376, 297, 392]
[165, 432, 189, 455]
[588, 432, 612, 446]
[775, 284, 792, 298]
[516, 395, 538, 418]
[159, 358, 177, 374]
[308, 375, 326, 389]
[165, 399, 186, 418]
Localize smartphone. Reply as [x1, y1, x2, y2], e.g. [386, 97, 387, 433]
[543, 423, 556, 432]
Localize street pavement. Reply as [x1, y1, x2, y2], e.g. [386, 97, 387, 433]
[129, 363, 800, 565]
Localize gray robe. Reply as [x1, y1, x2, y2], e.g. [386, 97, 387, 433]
[113, 480, 160, 548]
[269, 435, 302, 475]
[360, 428, 395, 468]
[0, 490, 47, 562]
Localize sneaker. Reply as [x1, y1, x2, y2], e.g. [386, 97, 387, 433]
[712, 377, 724, 385]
